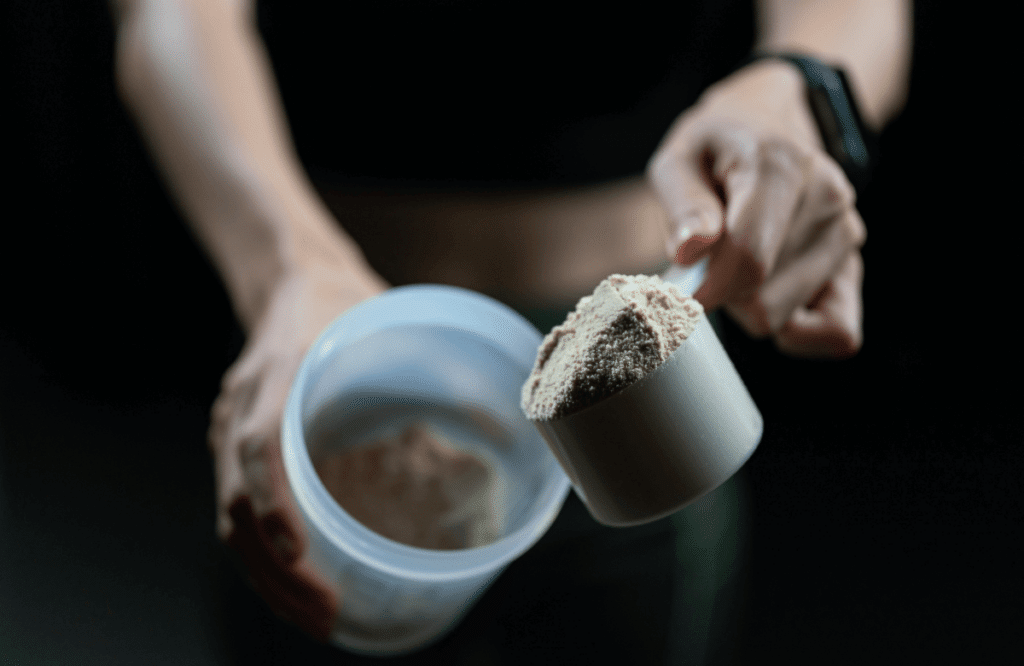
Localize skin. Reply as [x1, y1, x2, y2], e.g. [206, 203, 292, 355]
[650, 0, 912, 357]
[109, 0, 911, 641]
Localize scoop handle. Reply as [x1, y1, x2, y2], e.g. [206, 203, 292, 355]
[660, 256, 709, 296]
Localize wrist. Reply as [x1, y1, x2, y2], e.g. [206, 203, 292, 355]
[209, 185, 383, 333]
[724, 57, 805, 95]
[705, 58, 822, 151]
[734, 52, 875, 194]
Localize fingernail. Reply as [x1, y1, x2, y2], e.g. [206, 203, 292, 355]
[674, 224, 696, 245]
[674, 214, 706, 240]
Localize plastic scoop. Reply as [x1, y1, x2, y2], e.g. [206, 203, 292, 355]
[530, 258, 763, 526]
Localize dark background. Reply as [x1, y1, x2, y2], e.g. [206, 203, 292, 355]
[2, 1, 1019, 664]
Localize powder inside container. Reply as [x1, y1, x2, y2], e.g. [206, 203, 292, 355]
[313, 423, 503, 550]
[521, 274, 704, 420]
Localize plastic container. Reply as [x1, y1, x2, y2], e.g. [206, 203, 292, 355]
[281, 285, 571, 656]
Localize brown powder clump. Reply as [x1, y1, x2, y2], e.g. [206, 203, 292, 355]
[313, 424, 502, 550]
[521, 274, 703, 420]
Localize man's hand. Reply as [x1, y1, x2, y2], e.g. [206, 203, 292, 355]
[648, 60, 866, 358]
[209, 260, 388, 639]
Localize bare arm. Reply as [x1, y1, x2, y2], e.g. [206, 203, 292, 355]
[649, 1, 912, 357]
[110, 0, 388, 639]
[111, 0, 384, 331]
[757, 0, 912, 131]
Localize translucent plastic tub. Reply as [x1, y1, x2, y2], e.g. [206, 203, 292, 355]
[281, 285, 571, 656]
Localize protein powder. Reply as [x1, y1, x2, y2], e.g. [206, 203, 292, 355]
[313, 423, 503, 550]
[521, 274, 704, 420]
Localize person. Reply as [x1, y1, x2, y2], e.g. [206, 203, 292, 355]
[108, 0, 911, 660]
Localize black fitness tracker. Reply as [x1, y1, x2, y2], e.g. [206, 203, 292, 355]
[739, 52, 876, 195]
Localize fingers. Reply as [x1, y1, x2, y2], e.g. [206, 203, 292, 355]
[204, 267, 389, 640]
[721, 138, 806, 278]
[656, 123, 864, 356]
[774, 252, 864, 359]
[734, 154, 862, 340]
[228, 498, 338, 641]
[238, 433, 304, 561]
[209, 351, 335, 638]
[212, 350, 305, 535]
[216, 370, 336, 640]
[654, 126, 815, 310]
[753, 208, 865, 334]
[775, 152, 859, 269]
[695, 137, 807, 311]
[692, 242, 759, 313]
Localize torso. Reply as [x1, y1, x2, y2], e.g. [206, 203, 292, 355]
[316, 177, 672, 309]
[257, 0, 754, 308]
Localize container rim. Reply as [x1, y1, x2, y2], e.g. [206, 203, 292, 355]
[282, 284, 571, 583]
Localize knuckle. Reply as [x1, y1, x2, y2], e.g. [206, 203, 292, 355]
[849, 248, 865, 276]
[207, 404, 233, 455]
[220, 361, 246, 392]
[233, 449, 276, 514]
[828, 179, 856, 210]
[232, 382, 261, 422]
[757, 138, 806, 181]
[840, 212, 867, 248]
[727, 299, 771, 339]
[206, 425, 222, 455]
[239, 434, 270, 465]
[814, 153, 856, 207]
[647, 150, 672, 178]
[210, 394, 232, 428]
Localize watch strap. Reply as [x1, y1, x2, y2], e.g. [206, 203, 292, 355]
[737, 52, 876, 194]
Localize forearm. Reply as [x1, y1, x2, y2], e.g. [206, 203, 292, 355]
[756, 0, 912, 131]
[112, 0, 374, 332]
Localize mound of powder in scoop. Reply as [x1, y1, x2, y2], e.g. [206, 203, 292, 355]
[521, 274, 704, 420]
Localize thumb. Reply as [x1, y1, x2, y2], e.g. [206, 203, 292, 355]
[648, 145, 725, 265]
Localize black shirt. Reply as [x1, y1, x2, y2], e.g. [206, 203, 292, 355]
[257, 0, 755, 187]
